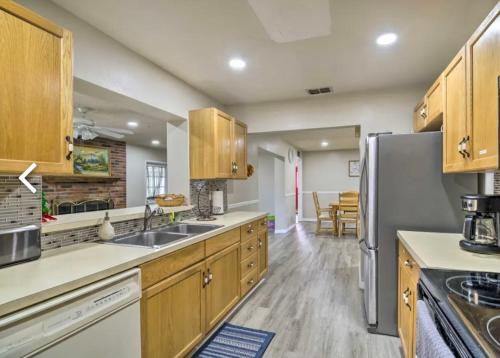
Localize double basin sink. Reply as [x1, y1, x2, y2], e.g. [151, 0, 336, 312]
[105, 223, 223, 249]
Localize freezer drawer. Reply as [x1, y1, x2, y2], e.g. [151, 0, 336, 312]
[360, 239, 377, 327]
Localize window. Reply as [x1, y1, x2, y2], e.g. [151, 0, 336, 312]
[146, 161, 167, 199]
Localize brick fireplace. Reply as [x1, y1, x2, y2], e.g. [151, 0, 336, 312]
[42, 138, 126, 214]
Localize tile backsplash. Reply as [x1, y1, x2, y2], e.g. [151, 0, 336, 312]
[0, 175, 41, 230]
[190, 180, 228, 216]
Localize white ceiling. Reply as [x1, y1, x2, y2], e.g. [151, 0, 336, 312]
[52, 0, 497, 105]
[276, 126, 360, 152]
[73, 80, 178, 149]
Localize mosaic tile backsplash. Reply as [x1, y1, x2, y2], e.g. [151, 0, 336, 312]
[190, 180, 228, 216]
[0, 175, 41, 230]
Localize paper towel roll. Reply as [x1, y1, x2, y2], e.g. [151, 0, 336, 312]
[211, 190, 224, 214]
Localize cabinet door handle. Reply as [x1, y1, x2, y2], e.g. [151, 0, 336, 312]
[403, 259, 413, 268]
[247, 279, 255, 286]
[258, 239, 263, 248]
[458, 137, 466, 158]
[402, 288, 411, 308]
[208, 269, 213, 283]
[463, 135, 471, 158]
[248, 262, 255, 268]
[202, 272, 209, 287]
[65, 136, 74, 160]
[247, 245, 255, 251]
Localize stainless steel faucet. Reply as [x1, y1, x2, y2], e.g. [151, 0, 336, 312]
[143, 204, 164, 231]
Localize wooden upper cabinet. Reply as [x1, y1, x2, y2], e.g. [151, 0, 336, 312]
[141, 261, 206, 358]
[443, 47, 469, 173]
[205, 243, 240, 332]
[215, 111, 234, 178]
[189, 108, 248, 180]
[466, 2, 500, 171]
[232, 120, 247, 179]
[413, 99, 426, 132]
[424, 77, 443, 130]
[0, 0, 73, 175]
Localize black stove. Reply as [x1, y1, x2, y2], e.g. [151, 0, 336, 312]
[419, 269, 500, 357]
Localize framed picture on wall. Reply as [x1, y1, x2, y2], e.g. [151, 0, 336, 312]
[348, 160, 360, 177]
[73, 145, 111, 177]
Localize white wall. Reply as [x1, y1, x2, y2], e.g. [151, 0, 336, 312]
[227, 85, 427, 156]
[227, 133, 297, 232]
[126, 144, 167, 207]
[302, 149, 360, 220]
[18, 0, 222, 119]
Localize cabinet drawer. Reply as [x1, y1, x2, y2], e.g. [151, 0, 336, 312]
[257, 217, 268, 233]
[240, 236, 258, 260]
[206, 228, 240, 257]
[240, 267, 259, 297]
[241, 220, 259, 242]
[240, 252, 258, 278]
[141, 242, 205, 289]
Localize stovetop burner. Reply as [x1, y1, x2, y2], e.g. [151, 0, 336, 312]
[487, 316, 500, 348]
[446, 274, 500, 308]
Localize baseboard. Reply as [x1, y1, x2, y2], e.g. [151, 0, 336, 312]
[275, 224, 296, 234]
[300, 218, 317, 222]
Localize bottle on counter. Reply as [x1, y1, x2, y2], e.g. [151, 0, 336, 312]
[98, 212, 115, 241]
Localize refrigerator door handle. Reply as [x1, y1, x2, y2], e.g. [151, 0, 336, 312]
[359, 238, 369, 254]
[359, 155, 367, 218]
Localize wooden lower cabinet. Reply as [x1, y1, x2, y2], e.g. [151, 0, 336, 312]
[205, 243, 241, 331]
[398, 242, 420, 358]
[140, 220, 268, 358]
[257, 230, 268, 279]
[141, 261, 206, 358]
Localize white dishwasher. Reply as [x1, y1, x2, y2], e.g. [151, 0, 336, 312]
[0, 268, 142, 358]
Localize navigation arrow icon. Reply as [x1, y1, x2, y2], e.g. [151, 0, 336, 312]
[19, 162, 37, 193]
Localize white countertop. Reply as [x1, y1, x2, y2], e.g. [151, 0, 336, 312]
[41, 205, 194, 234]
[397, 231, 500, 272]
[0, 211, 266, 317]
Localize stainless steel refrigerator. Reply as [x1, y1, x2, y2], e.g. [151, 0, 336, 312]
[359, 132, 477, 336]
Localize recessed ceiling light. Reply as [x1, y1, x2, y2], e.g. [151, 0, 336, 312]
[321, 141, 329, 147]
[127, 121, 138, 128]
[229, 58, 246, 70]
[376, 33, 398, 46]
[151, 140, 160, 145]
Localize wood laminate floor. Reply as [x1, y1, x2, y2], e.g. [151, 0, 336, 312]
[230, 222, 401, 358]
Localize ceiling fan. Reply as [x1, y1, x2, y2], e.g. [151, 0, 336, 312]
[73, 107, 134, 140]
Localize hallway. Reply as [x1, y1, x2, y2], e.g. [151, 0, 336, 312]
[230, 223, 401, 358]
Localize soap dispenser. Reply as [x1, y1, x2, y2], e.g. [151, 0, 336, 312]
[98, 212, 115, 241]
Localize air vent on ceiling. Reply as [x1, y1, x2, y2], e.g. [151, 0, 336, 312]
[306, 87, 333, 95]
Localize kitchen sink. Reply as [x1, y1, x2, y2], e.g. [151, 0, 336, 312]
[107, 231, 190, 249]
[159, 223, 223, 235]
[103, 223, 223, 249]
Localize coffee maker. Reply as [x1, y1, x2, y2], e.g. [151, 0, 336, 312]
[461, 194, 500, 254]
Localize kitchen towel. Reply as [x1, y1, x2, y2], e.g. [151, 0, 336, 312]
[416, 300, 454, 358]
[192, 323, 275, 358]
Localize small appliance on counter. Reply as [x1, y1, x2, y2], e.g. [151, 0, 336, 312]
[0, 225, 41, 268]
[418, 268, 500, 357]
[461, 194, 500, 254]
[211, 190, 224, 215]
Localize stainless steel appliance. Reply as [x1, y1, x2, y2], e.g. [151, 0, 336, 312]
[461, 194, 500, 254]
[359, 132, 477, 336]
[0, 225, 41, 268]
[0, 269, 141, 357]
[418, 268, 500, 357]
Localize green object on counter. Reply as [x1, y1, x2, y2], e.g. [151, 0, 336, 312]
[41, 192, 49, 214]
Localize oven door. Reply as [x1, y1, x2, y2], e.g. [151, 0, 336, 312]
[417, 282, 476, 358]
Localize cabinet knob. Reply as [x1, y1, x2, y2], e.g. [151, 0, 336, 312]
[247, 279, 254, 286]
[403, 259, 413, 268]
[258, 239, 262, 248]
[248, 262, 255, 268]
[247, 245, 255, 251]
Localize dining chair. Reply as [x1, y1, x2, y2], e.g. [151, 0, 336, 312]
[337, 191, 360, 236]
[312, 192, 337, 234]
